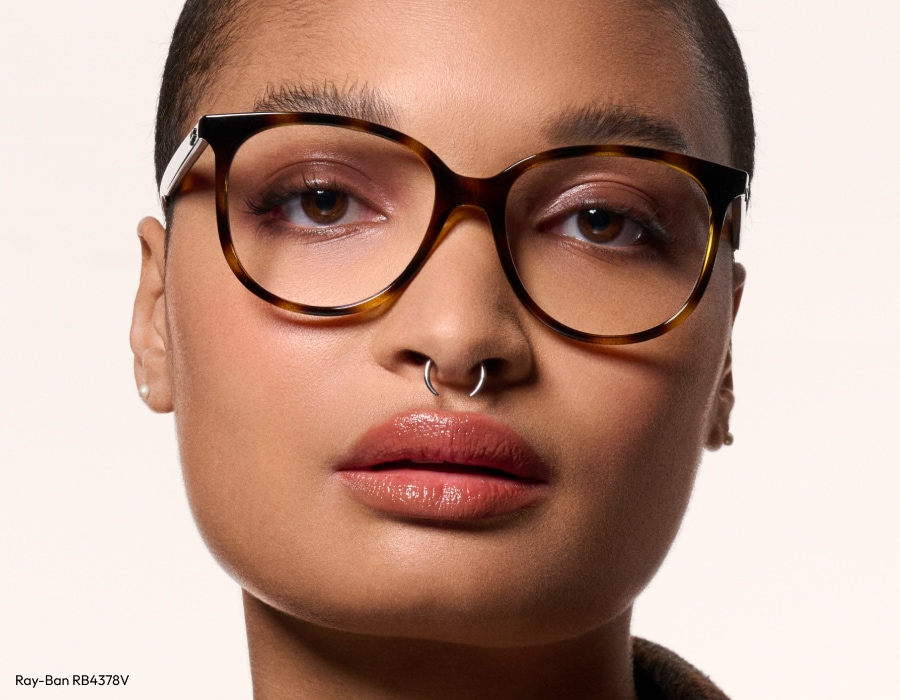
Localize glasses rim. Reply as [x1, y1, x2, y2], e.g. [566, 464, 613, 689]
[159, 111, 750, 345]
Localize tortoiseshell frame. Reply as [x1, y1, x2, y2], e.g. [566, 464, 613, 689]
[160, 112, 749, 345]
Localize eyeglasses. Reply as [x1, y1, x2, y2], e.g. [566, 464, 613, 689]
[160, 112, 748, 345]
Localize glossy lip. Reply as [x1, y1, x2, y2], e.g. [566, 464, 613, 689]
[332, 411, 551, 521]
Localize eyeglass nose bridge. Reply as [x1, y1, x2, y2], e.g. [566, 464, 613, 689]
[417, 167, 516, 272]
[433, 161, 513, 214]
[386, 168, 536, 329]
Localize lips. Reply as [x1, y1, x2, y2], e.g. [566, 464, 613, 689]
[333, 411, 550, 520]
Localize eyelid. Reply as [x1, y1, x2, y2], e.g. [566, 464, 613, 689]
[532, 183, 672, 244]
[255, 158, 397, 214]
[536, 179, 656, 216]
[244, 182, 382, 225]
[242, 165, 388, 219]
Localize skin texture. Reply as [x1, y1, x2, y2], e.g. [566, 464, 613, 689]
[131, 0, 745, 697]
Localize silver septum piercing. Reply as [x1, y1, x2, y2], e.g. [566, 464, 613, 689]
[424, 359, 487, 397]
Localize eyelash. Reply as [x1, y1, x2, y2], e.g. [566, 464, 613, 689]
[553, 197, 673, 246]
[244, 174, 345, 217]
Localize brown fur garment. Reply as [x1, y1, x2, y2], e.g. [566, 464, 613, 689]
[633, 637, 730, 700]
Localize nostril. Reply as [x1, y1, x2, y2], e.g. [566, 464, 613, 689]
[400, 352, 498, 397]
[405, 350, 429, 367]
[481, 357, 504, 380]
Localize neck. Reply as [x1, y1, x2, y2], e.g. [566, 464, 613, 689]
[243, 592, 638, 700]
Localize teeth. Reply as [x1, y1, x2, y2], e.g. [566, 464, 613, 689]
[410, 459, 444, 464]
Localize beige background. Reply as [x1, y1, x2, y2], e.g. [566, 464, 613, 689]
[1, 1, 897, 697]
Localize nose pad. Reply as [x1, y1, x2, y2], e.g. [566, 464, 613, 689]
[407, 204, 509, 304]
[425, 204, 496, 259]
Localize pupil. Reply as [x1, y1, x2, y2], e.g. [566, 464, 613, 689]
[313, 189, 338, 213]
[301, 188, 348, 223]
[577, 208, 620, 243]
[584, 209, 610, 232]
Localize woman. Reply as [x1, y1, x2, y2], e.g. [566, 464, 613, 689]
[131, 0, 752, 696]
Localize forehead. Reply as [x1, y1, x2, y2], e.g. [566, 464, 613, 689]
[202, 0, 728, 171]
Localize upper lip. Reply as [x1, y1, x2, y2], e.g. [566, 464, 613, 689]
[334, 411, 551, 483]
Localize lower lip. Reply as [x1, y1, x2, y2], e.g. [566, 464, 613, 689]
[335, 465, 548, 521]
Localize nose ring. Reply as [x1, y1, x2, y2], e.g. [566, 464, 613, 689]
[424, 359, 487, 397]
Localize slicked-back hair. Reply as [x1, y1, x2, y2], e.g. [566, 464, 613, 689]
[668, 0, 755, 178]
[154, 0, 247, 187]
[154, 0, 755, 190]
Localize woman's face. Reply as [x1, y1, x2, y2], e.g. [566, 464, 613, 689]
[135, 0, 742, 645]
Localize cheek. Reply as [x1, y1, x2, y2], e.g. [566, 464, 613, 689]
[163, 206, 363, 581]
[525, 375, 703, 615]
[534, 259, 735, 609]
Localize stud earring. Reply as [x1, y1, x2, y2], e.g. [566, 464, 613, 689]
[138, 384, 150, 401]
[723, 431, 734, 447]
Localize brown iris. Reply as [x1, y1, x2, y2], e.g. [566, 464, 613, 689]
[301, 189, 349, 224]
[577, 208, 624, 244]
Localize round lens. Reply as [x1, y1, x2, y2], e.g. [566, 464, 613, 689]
[505, 154, 713, 337]
[226, 124, 436, 308]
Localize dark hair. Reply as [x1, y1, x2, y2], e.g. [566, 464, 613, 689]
[154, 0, 755, 187]
[668, 0, 756, 178]
[154, 0, 247, 187]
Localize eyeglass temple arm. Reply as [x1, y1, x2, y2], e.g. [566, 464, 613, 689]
[159, 124, 209, 209]
[730, 178, 751, 250]
[729, 191, 746, 250]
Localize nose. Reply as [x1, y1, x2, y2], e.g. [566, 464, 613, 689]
[368, 208, 535, 399]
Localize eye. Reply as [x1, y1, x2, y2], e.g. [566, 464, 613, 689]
[270, 187, 370, 229]
[556, 206, 647, 248]
[243, 165, 388, 235]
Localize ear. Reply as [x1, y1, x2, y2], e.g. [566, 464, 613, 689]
[130, 217, 174, 413]
[706, 262, 746, 450]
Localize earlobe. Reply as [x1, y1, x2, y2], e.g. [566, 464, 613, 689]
[130, 217, 173, 413]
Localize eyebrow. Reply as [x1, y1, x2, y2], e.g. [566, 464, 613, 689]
[252, 81, 399, 127]
[250, 84, 689, 154]
[545, 105, 690, 153]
